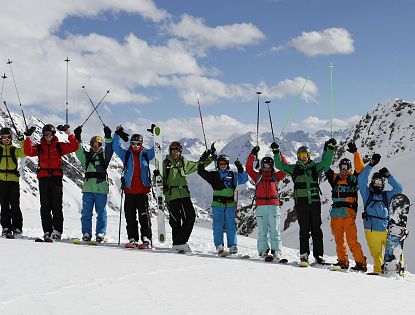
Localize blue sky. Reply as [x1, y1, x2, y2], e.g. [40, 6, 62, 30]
[1, 0, 414, 141]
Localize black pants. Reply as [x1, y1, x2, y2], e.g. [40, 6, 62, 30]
[124, 193, 152, 242]
[167, 197, 196, 245]
[295, 201, 323, 258]
[0, 181, 23, 231]
[39, 177, 63, 234]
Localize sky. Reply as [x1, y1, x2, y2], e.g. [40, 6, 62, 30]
[1, 0, 414, 141]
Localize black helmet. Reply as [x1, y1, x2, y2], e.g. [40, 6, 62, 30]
[42, 124, 56, 135]
[339, 158, 352, 171]
[169, 141, 182, 153]
[0, 127, 12, 136]
[130, 134, 143, 144]
[370, 172, 385, 193]
[90, 136, 103, 147]
[261, 156, 274, 169]
[216, 154, 230, 169]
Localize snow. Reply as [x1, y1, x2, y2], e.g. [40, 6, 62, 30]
[1, 208, 415, 315]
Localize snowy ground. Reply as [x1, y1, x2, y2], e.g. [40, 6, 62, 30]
[1, 205, 415, 315]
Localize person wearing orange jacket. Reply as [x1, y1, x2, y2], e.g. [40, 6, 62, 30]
[325, 142, 367, 271]
[24, 124, 78, 241]
[246, 146, 287, 259]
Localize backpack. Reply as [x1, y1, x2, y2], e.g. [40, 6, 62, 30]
[0, 146, 19, 176]
[84, 150, 107, 180]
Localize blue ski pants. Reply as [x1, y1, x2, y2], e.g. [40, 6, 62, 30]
[81, 192, 107, 237]
[212, 205, 237, 248]
[256, 205, 282, 256]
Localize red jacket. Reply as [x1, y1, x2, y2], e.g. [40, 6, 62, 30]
[24, 135, 78, 178]
[246, 153, 287, 206]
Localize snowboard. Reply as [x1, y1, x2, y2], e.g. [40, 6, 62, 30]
[153, 126, 166, 243]
[382, 193, 410, 277]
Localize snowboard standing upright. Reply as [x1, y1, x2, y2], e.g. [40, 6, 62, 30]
[153, 126, 166, 242]
[383, 193, 410, 276]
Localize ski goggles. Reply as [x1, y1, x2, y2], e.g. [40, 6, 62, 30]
[340, 164, 351, 170]
[1, 135, 11, 140]
[297, 152, 310, 159]
[130, 141, 142, 147]
[372, 178, 384, 187]
[218, 161, 228, 166]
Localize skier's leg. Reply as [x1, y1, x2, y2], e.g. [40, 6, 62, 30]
[167, 199, 181, 245]
[39, 178, 53, 233]
[180, 197, 196, 244]
[0, 181, 12, 230]
[137, 193, 152, 242]
[296, 203, 311, 257]
[81, 192, 94, 236]
[212, 206, 225, 247]
[224, 205, 237, 248]
[269, 205, 282, 257]
[9, 181, 23, 231]
[124, 194, 139, 241]
[310, 203, 324, 258]
[344, 216, 366, 265]
[50, 177, 64, 234]
[331, 217, 348, 264]
[365, 229, 387, 273]
[256, 206, 269, 256]
[94, 193, 108, 237]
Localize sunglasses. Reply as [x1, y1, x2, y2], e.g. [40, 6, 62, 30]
[297, 152, 309, 159]
[130, 141, 142, 147]
[1, 135, 11, 140]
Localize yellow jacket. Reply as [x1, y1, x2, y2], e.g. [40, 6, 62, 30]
[0, 141, 26, 182]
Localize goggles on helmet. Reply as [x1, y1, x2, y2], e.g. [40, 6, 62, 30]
[340, 164, 350, 171]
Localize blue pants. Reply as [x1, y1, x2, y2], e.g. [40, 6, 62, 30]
[81, 192, 107, 237]
[256, 205, 281, 256]
[212, 205, 237, 248]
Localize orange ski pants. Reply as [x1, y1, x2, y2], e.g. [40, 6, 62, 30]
[331, 216, 366, 265]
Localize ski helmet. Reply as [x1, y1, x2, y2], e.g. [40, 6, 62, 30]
[42, 124, 56, 135]
[261, 156, 274, 169]
[339, 158, 352, 171]
[90, 136, 103, 147]
[370, 172, 385, 193]
[169, 141, 182, 153]
[216, 154, 230, 169]
[297, 146, 310, 158]
[0, 127, 12, 136]
[130, 134, 143, 145]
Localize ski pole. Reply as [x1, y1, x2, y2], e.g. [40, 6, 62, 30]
[196, 92, 208, 150]
[65, 57, 70, 125]
[7, 59, 28, 129]
[82, 86, 106, 127]
[118, 189, 124, 246]
[80, 88, 110, 127]
[265, 100, 275, 142]
[1, 100, 20, 136]
[329, 62, 334, 137]
[279, 77, 309, 139]
[255, 91, 262, 169]
[1, 73, 6, 100]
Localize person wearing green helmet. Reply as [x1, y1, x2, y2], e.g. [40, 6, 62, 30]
[271, 138, 337, 266]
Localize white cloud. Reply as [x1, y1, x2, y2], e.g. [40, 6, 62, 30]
[290, 115, 361, 132]
[288, 28, 355, 56]
[167, 14, 266, 53]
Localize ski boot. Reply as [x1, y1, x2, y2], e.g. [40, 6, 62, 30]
[229, 245, 238, 255]
[95, 234, 105, 243]
[44, 232, 53, 243]
[82, 233, 92, 242]
[331, 259, 349, 271]
[13, 228, 22, 238]
[51, 230, 61, 241]
[299, 254, 309, 267]
[351, 263, 367, 273]
[138, 236, 152, 249]
[125, 238, 138, 249]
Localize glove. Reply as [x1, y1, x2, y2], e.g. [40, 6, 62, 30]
[326, 138, 337, 150]
[74, 126, 82, 142]
[379, 167, 390, 178]
[200, 149, 211, 161]
[347, 142, 357, 153]
[234, 160, 244, 173]
[210, 143, 217, 160]
[17, 133, 24, 141]
[104, 126, 112, 139]
[57, 124, 70, 132]
[251, 146, 260, 156]
[362, 212, 368, 220]
[153, 169, 160, 177]
[146, 124, 156, 134]
[369, 153, 381, 167]
[270, 142, 279, 154]
[323, 141, 328, 152]
[115, 127, 129, 142]
[24, 126, 36, 137]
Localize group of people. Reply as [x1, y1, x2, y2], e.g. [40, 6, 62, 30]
[0, 124, 403, 273]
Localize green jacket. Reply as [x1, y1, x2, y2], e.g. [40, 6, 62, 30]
[163, 155, 213, 202]
[0, 141, 26, 182]
[75, 138, 113, 194]
[274, 148, 334, 204]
